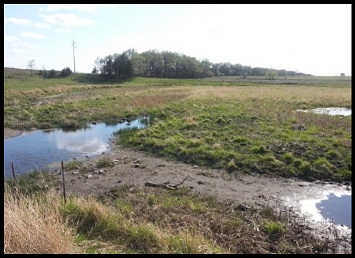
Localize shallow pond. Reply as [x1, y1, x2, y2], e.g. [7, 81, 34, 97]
[4, 116, 149, 179]
[282, 183, 351, 234]
[296, 107, 351, 116]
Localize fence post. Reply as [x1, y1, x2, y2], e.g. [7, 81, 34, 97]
[11, 162, 17, 183]
[61, 161, 66, 203]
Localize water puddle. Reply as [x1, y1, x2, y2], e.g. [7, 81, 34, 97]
[315, 193, 351, 228]
[281, 183, 351, 235]
[296, 107, 351, 116]
[4, 116, 150, 179]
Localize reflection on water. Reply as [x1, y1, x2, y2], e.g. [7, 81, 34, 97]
[297, 107, 351, 116]
[281, 185, 351, 233]
[4, 117, 149, 178]
[316, 193, 351, 228]
[298, 189, 352, 229]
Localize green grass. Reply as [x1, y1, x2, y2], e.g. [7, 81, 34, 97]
[4, 68, 352, 183]
[5, 170, 60, 195]
[262, 219, 287, 239]
[117, 90, 351, 182]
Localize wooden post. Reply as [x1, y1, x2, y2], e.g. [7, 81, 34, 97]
[61, 161, 66, 203]
[11, 162, 17, 183]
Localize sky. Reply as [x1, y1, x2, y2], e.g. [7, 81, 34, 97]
[4, 4, 352, 76]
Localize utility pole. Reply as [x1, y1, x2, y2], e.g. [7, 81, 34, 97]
[72, 40, 77, 73]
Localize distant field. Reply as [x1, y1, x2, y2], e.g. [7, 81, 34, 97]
[201, 75, 351, 87]
[4, 67, 351, 91]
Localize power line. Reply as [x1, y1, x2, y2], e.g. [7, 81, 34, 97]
[72, 40, 77, 73]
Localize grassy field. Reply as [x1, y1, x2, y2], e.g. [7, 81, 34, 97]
[4, 68, 351, 182]
[4, 68, 352, 253]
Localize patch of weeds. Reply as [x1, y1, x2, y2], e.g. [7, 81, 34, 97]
[226, 159, 237, 172]
[299, 161, 314, 179]
[326, 150, 340, 160]
[281, 152, 295, 165]
[64, 160, 82, 171]
[5, 169, 59, 195]
[262, 219, 286, 239]
[85, 244, 100, 254]
[293, 158, 303, 168]
[251, 145, 267, 154]
[216, 116, 226, 124]
[259, 205, 275, 218]
[127, 224, 161, 253]
[115, 199, 135, 215]
[96, 156, 114, 168]
[168, 187, 191, 197]
[148, 194, 158, 206]
[225, 216, 243, 228]
[74, 233, 88, 245]
[162, 196, 206, 213]
[333, 168, 352, 182]
[233, 136, 249, 145]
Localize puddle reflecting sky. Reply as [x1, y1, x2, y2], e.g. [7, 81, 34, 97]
[297, 107, 351, 116]
[4, 117, 149, 178]
[315, 193, 351, 228]
[283, 186, 351, 230]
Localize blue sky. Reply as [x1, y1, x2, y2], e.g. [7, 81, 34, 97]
[4, 4, 351, 76]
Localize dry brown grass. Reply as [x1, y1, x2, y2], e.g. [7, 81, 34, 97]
[4, 187, 77, 254]
[187, 86, 351, 106]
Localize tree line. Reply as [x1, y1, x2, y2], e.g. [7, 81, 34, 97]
[93, 48, 311, 79]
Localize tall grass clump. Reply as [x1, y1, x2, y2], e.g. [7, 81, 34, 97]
[4, 186, 76, 254]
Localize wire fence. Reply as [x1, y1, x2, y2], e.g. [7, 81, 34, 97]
[4, 160, 120, 202]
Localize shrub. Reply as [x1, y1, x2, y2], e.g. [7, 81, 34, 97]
[47, 69, 57, 78]
[60, 67, 73, 77]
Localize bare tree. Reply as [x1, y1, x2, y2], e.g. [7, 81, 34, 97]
[27, 60, 36, 76]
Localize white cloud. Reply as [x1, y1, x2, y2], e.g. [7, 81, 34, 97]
[34, 22, 50, 28]
[4, 34, 18, 42]
[4, 17, 32, 26]
[20, 32, 45, 39]
[4, 34, 37, 50]
[17, 42, 38, 48]
[39, 13, 94, 27]
[11, 49, 27, 54]
[55, 27, 72, 33]
[39, 4, 117, 13]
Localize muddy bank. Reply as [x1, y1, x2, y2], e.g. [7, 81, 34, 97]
[4, 129, 351, 252]
[4, 128, 23, 139]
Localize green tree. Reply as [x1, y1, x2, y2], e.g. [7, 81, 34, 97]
[48, 69, 57, 78]
[265, 69, 278, 80]
[60, 67, 72, 77]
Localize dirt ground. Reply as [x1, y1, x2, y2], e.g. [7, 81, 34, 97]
[63, 137, 351, 217]
[4, 129, 352, 250]
[4, 128, 23, 139]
